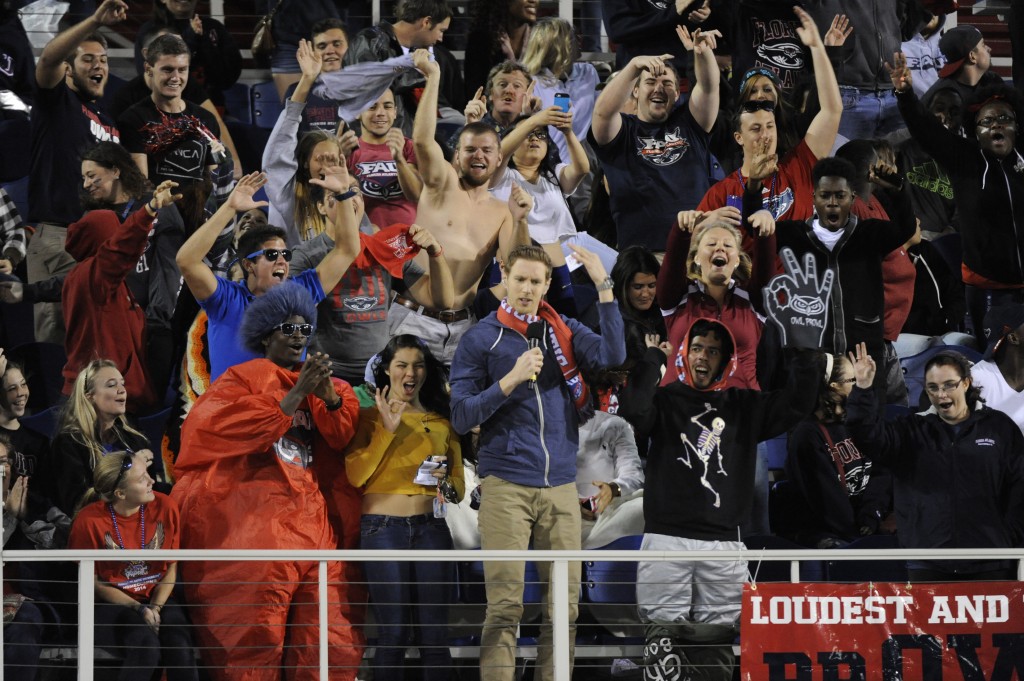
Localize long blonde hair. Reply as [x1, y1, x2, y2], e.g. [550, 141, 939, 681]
[685, 221, 753, 283]
[522, 17, 576, 80]
[58, 360, 144, 473]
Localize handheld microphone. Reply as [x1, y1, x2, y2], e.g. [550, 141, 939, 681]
[526, 321, 545, 390]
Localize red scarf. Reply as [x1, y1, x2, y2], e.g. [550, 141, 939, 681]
[497, 299, 593, 423]
[356, 223, 421, 277]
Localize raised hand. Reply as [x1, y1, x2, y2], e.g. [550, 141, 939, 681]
[530, 105, 572, 131]
[630, 54, 675, 78]
[413, 49, 439, 77]
[375, 386, 408, 432]
[385, 128, 406, 161]
[522, 80, 541, 115]
[508, 183, 534, 222]
[824, 14, 853, 47]
[688, 0, 711, 23]
[465, 86, 487, 124]
[749, 137, 779, 181]
[762, 247, 835, 349]
[190, 14, 203, 37]
[151, 180, 183, 209]
[567, 243, 609, 287]
[294, 352, 332, 398]
[4, 475, 28, 519]
[677, 27, 720, 55]
[93, 0, 128, 26]
[296, 39, 322, 81]
[226, 172, 270, 213]
[793, 6, 824, 49]
[748, 209, 776, 237]
[309, 163, 352, 194]
[849, 342, 875, 389]
[885, 52, 912, 93]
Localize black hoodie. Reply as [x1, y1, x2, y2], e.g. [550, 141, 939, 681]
[619, 319, 819, 540]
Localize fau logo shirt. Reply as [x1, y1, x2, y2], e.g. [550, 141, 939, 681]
[347, 139, 418, 227]
[592, 105, 711, 251]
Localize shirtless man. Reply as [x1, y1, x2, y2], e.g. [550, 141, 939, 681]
[389, 49, 532, 365]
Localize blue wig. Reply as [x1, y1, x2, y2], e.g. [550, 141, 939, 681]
[238, 283, 317, 355]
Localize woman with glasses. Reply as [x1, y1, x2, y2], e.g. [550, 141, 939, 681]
[68, 448, 197, 681]
[171, 282, 364, 680]
[784, 353, 893, 548]
[847, 344, 1024, 581]
[51, 359, 158, 516]
[889, 59, 1024, 347]
[344, 334, 464, 681]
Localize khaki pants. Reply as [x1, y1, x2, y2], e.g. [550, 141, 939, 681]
[26, 222, 74, 345]
[478, 476, 582, 681]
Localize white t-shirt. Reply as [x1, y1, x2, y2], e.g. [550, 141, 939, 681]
[970, 360, 1024, 436]
[489, 166, 578, 244]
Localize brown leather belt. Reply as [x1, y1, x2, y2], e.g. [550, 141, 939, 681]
[394, 294, 471, 323]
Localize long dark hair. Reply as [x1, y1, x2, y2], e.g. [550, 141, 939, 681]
[924, 351, 984, 408]
[80, 142, 152, 209]
[816, 353, 850, 424]
[371, 335, 450, 419]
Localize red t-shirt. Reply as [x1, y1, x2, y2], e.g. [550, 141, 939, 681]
[699, 139, 818, 222]
[347, 138, 418, 229]
[68, 492, 180, 601]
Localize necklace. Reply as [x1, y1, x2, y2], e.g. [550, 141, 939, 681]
[736, 169, 778, 217]
[108, 503, 146, 550]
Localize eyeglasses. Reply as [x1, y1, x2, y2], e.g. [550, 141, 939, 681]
[527, 129, 549, 141]
[741, 100, 776, 114]
[925, 379, 963, 396]
[245, 248, 292, 263]
[114, 450, 134, 488]
[976, 113, 1016, 127]
[273, 322, 315, 337]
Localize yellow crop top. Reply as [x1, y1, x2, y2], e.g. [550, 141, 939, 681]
[344, 407, 465, 500]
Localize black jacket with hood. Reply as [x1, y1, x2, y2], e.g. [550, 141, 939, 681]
[619, 319, 820, 540]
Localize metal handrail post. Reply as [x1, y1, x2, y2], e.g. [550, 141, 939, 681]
[78, 560, 95, 681]
[552, 559, 571, 680]
[319, 561, 329, 680]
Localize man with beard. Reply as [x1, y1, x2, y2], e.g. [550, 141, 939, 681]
[388, 49, 531, 366]
[26, 0, 125, 345]
[590, 26, 719, 253]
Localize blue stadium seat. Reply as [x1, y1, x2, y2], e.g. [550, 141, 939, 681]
[252, 82, 284, 130]
[763, 434, 788, 470]
[581, 535, 644, 641]
[137, 406, 172, 450]
[223, 82, 253, 124]
[20, 405, 61, 441]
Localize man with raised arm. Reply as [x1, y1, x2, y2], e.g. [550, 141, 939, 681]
[391, 49, 532, 365]
[26, 0, 125, 344]
[175, 170, 360, 383]
[589, 26, 720, 253]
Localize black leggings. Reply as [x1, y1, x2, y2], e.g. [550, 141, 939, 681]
[94, 598, 197, 681]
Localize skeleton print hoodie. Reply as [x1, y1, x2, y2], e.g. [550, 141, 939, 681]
[620, 318, 820, 540]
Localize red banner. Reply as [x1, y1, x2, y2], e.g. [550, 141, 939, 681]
[741, 581, 1024, 680]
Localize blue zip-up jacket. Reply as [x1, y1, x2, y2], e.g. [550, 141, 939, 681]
[450, 302, 626, 488]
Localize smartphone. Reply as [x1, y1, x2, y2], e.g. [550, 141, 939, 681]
[579, 496, 597, 513]
[725, 194, 743, 211]
[554, 92, 571, 113]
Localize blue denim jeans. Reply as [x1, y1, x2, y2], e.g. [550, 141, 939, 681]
[360, 513, 454, 681]
[838, 87, 905, 141]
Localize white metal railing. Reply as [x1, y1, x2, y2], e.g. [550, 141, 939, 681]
[3, 547, 1023, 680]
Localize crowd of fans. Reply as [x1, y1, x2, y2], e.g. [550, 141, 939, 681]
[1, 0, 1023, 679]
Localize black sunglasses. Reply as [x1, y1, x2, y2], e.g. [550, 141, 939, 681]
[114, 450, 134, 488]
[527, 129, 549, 141]
[273, 322, 315, 337]
[245, 248, 293, 262]
[741, 100, 776, 113]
